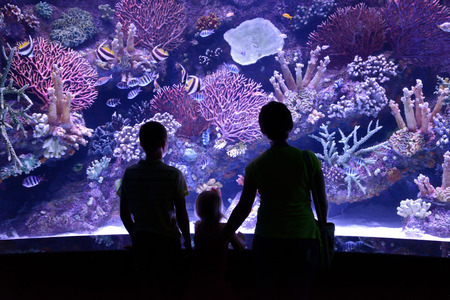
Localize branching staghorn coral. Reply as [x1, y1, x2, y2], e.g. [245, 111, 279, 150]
[310, 121, 389, 198]
[0, 47, 34, 170]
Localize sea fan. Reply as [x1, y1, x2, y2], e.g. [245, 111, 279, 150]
[307, 3, 387, 68]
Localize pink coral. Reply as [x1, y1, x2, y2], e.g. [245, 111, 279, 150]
[307, 3, 386, 68]
[9, 37, 98, 111]
[150, 84, 209, 138]
[199, 68, 269, 144]
[115, 0, 187, 51]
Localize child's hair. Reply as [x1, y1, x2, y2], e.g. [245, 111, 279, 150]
[195, 190, 225, 224]
[139, 121, 167, 154]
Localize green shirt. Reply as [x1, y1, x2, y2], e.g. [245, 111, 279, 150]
[245, 146, 320, 239]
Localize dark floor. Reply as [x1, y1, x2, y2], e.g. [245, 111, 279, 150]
[0, 250, 448, 300]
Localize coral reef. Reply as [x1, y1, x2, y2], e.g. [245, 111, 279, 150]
[0, 4, 39, 43]
[113, 113, 181, 162]
[195, 178, 223, 194]
[290, 0, 336, 31]
[86, 156, 111, 183]
[328, 77, 388, 119]
[347, 54, 397, 84]
[388, 79, 449, 156]
[9, 37, 98, 111]
[0, 47, 34, 170]
[199, 68, 269, 146]
[196, 12, 221, 31]
[269, 47, 329, 135]
[383, 0, 450, 67]
[98, 4, 115, 22]
[150, 84, 210, 138]
[115, 0, 187, 51]
[0, 154, 41, 180]
[307, 3, 386, 68]
[35, 2, 53, 20]
[397, 199, 431, 219]
[311, 121, 389, 200]
[32, 65, 93, 158]
[50, 8, 96, 48]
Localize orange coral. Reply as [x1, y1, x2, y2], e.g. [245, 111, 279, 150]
[196, 12, 221, 31]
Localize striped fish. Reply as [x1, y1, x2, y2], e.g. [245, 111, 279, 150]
[191, 93, 204, 102]
[153, 74, 162, 93]
[116, 81, 129, 89]
[150, 45, 169, 63]
[138, 72, 157, 87]
[106, 98, 121, 107]
[18, 36, 34, 57]
[185, 76, 203, 95]
[225, 63, 239, 74]
[128, 87, 142, 99]
[179, 64, 188, 84]
[22, 175, 45, 188]
[127, 77, 140, 88]
[96, 41, 115, 62]
[199, 29, 214, 38]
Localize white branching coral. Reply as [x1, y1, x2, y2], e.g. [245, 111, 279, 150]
[226, 142, 247, 158]
[195, 178, 223, 194]
[310, 120, 388, 167]
[397, 199, 431, 219]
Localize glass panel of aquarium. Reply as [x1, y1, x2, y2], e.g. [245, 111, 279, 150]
[0, 0, 449, 256]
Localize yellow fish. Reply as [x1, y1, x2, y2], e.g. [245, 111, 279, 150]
[226, 12, 234, 18]
[282, 13, 293, 20]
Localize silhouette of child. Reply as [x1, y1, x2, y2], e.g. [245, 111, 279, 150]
[120, 121, 191, 295]
[192, 188, 245, 299]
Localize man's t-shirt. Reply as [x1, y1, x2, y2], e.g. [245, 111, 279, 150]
[121, 159, 189, 239]
[245, 146, 320, 239]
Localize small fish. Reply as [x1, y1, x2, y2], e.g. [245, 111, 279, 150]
[226, 12, 234, 18]
[127, 77, 140, 88]
[354, 157, 366, 166]
[191, 93, 204, 102]
[190, 39, 199, 46]
[138, 72, 157, 87]
[185, 76, 204, 95]
[279, 33, 287, 39]
[106, 98, 121, 107]
[18, 36, 34, 57]
[116, 81, 129, 89]
[282, 13, 293, 20]
[150, 45, 169, 63]
[199, 29, 214, 38]
[224, 63, 239, 74]
[22, 175, 45, 188]
[96, 41, 115, 62]
[153, 74, 162, 93]
[322, 45, 330, 50]
[95, 74, 113, 86]
[128, 87, 142, 99]
[253, 91, 265, 97]
[344, 167, 357, 177]
[438, 22, 450, 32]
[179, 64, 188, 84]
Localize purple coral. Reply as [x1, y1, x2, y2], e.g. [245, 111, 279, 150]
[199, 68, 269, 144]
[307, 3, 387, 68]
[383, 0, 450, 67]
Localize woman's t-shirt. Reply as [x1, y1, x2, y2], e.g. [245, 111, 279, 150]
[244, 146, 320, 239]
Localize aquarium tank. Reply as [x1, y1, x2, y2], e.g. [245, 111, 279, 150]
[0, 0, 449, 256]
